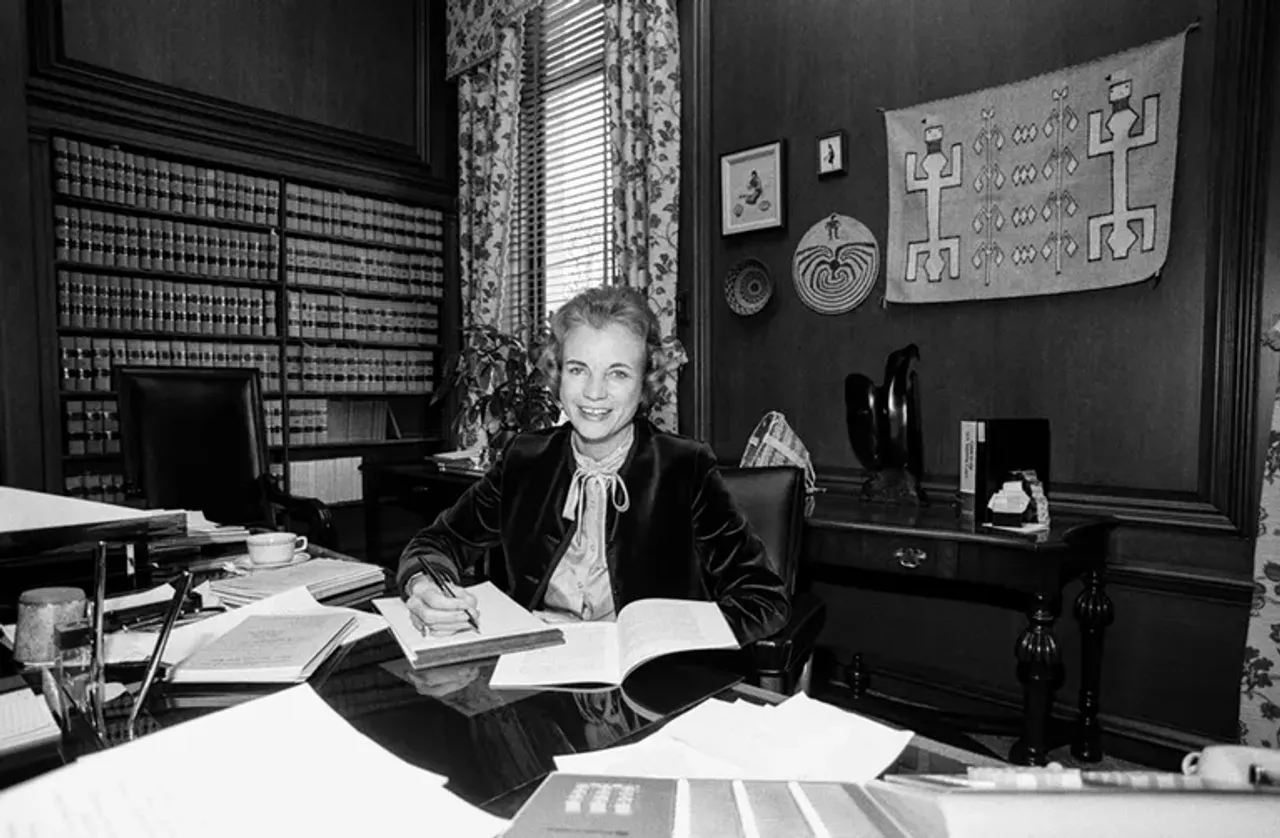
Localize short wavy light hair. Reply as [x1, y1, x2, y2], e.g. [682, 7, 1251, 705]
[537, 285, 675, 407]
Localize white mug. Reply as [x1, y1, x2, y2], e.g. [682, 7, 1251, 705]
[245, 532, 308, 566]
[1182, 745, 1280, 785]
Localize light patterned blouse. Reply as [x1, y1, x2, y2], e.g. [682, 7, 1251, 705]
[539, 425, 634, 623]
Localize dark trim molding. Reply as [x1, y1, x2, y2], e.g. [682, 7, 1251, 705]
[682, 0, 713, 442]
[1202, 0, 1275, 535]
[25, 0, 454, 194]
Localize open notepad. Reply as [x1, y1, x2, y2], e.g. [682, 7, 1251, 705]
[168, 612, 356, 684]
[373, 582, 564, 670]
[489, 598, 739, 690]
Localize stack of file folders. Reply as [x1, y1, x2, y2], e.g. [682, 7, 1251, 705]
[209, 558, 386, 608]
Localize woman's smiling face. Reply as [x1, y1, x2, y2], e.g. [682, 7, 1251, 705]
[559, 321, 646, 459]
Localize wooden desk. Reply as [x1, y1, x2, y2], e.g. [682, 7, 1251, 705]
[808, 494, 1115, 766]
[25, 636, 1003, 815]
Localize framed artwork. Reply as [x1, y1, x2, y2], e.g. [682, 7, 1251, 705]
[720, 140, 785, 235]
[817, 130, 847, 177]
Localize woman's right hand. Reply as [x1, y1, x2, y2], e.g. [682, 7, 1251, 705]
[405, 574, 480, 636]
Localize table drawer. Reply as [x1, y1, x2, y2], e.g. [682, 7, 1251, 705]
[855, 534, 959, 579]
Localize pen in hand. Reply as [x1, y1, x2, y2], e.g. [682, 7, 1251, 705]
[415, 558, 480, 634]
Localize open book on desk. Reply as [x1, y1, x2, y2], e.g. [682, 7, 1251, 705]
[168, 612, 356, 684]
[489, 598, 739, 690]
[373, 581, 564, 670]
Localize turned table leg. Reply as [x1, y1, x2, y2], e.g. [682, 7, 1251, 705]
[1010, 594, 1061, 766]
[1071, 567, 1114, 761]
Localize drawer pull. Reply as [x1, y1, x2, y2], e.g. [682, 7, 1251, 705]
[895, 547, 927, 569]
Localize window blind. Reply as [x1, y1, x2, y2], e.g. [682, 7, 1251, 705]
[506, 0, 613, 336]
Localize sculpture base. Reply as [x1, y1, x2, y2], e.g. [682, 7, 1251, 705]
[860, 468, 927, 506]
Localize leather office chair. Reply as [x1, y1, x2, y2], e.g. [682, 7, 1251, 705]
[116, 366, 334, 545]
[720, 465, 826, 695]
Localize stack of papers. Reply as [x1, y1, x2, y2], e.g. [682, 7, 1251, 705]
[0, 688, 61, 758]
[555, 692, 915, 783]
[0, 685, 508, 837]
[169, 613, 357, 684]
[209, 558, 385, 606]
[103, 588, 387, 666]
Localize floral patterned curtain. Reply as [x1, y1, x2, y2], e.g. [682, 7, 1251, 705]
[456, 22, 523, 332]
[446, 0, 541, 81]
[604, 0, 683, 433]
[1241, 318, 1280, 748]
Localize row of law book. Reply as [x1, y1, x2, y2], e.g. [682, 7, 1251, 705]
[58, 272, 279, 336]
[55, 205, 278, 280]
[288, 345, 436, 394]
[285, 236, 446, 288]
[285, 290, 440, 345]
[64, 399, 119, 456]
[53, 135, 278, 223]
[63, 470, 129, 504]
[285, 182, 445, 248]
[287, 237, 444, 296]
[265, 398, 331, 447]
[289, 457, 364, 505]
[58, 336, 279, 393]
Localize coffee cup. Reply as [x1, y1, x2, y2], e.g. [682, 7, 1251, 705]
[1181, 745, 1279, 785]
[245, 532, 308, 566]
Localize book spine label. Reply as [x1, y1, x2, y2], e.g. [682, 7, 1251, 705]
[960, 420, 978, 496]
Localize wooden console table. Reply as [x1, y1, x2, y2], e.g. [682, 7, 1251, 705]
[807, 495, 1115, 766]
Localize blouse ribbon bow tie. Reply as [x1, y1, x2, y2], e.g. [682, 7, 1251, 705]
[562, 442, 631, 549]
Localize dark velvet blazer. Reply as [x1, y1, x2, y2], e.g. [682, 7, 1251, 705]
[397, 419, 790, 645]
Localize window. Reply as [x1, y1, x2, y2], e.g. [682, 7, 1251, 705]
[506, 0, 613, 336]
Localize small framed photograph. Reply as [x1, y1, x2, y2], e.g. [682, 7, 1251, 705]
[720, 140, 785, 236]
[817, 130, 847, 178]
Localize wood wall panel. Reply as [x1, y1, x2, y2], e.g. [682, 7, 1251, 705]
[0, 1, 45, 489]
[57, 0, 419, 146]
[25, 0, 455, 189]
[705, 0, 1266, 534]
[694, 0, 1276, 754]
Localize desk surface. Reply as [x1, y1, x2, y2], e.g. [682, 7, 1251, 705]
[44, 631, 1000, 817]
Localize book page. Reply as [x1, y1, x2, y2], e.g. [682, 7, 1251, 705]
[489, 622, 621, 688]
[373, 581, 555, 663]
[616, 598, 739, 678]
[170, 613, 354, 683]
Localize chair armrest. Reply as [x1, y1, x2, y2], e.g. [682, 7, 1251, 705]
[748, 591, 826, 675]
[263, 479, 336, 546]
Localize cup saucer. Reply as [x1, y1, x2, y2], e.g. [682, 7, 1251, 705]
[235, 550, 312, 571]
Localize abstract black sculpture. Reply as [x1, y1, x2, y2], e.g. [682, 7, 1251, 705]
[844, 344, 926, 504]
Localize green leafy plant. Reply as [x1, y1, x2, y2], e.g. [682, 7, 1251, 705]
[433, 323, 561, 462]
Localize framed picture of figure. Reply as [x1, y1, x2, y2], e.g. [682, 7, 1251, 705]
[720, 140, 785, 235]
[817, 130, 847, 177]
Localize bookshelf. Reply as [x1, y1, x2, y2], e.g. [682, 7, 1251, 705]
[48, 134, 449, 507]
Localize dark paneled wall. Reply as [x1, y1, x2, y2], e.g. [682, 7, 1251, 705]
[698, 0, 1275, 750]
[0, 2, 44, 489]
[59, 0, 420, 145]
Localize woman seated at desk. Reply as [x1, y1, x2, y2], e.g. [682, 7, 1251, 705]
[398, 286, 789, 645]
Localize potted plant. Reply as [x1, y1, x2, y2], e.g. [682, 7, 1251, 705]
[433, 323, 561, 465]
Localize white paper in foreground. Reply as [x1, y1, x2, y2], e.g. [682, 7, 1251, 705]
[0, 685, 507, 838]
[623, 693, 914, 783]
